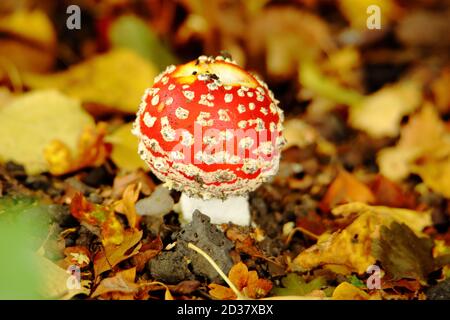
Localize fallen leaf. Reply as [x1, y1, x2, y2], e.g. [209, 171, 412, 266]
[377, 104, 450, 197]
[208, 262, 272, 300]
[23, 49, 158, 113]
[294, 202, 432, 274]
[44, 122, 110, 175]
[107, 122, 148, 171]
[332, 282, 369, 300]
[349, 81, 422, 138]
[369, 175, 416, 208]
[94, 229, 143, 277]
[36, 254, 90, 300]
[0, 10, 56, 77]
[112, 169, 155, 198]
[131, 237, 163, 272]
[332, 202, 432, 235]
[209, 283, 236, 300]
[70, 193, 125, 246]
[299, 60, 363, 106]
[272, 273, 327, 297]
[372, 222, 436, 283]
[320, 169, 375, 211]
[91, 268, 138, 298]
[0, 90, 95, 174]
[114, 183, 140, 229]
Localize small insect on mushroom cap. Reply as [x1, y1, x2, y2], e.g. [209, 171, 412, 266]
[133, 55, 286, 199]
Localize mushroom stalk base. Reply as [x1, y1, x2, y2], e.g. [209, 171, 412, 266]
[180, 193, 251, 226]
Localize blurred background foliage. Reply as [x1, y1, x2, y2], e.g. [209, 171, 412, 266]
[0, 0, 449, 299]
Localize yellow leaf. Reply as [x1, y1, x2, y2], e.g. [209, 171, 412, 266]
[0, 10, 55, 46]
[107, 122, 148, 171]
[0, 90, 95, 174]
[282, 118, 336, 156]
[294, 202, 431, 274]
[94, 229, 143, 277]
[377, 104, 450, 197]
[332, 202, 432, 236]
[350, 81, 422, 138]
[0, 10, 56, 76]
[36, 254, 90, 300]
[332, 282, 369, 300]
[114, 183, 141, 229]
[44, 122, 110, 175]
[24, 49, 158, 113]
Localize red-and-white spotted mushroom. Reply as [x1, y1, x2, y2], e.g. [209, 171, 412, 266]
[133, 55, 285, 225]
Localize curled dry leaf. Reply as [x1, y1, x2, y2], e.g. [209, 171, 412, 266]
[114, 183, 141, 229]
[94, 229, 143, 277]
[70, 193, 125, 246]
[44, 122, 110, 175]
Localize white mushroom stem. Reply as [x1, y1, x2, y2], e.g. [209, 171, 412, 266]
[179, 193, 251, 226]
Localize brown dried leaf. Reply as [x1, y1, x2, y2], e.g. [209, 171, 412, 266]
[91, 268, 138, 298]
[94, 229, 143, 277]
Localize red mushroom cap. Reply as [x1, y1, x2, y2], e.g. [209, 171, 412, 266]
[133, 56, 285, 199]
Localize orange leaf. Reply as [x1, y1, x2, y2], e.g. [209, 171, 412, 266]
[320, 169, 375, 211]
[228, 262, 249, 291]
[114, 183, 140, 229]
[246, 271, 273, 299]
[45, 122, 110, 175]
[208, 284, 237, 300]
[94, 229, 143, 277]
[70, 192, 124, 246]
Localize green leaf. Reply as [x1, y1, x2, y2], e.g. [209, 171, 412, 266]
[109, 15, 178, 70]
[347, 275, 366, 288]
[272, 273, 327, 296]
[372, 222, 436, 283]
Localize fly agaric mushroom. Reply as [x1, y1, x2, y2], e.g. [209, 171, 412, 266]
[133, 55, 285, 225]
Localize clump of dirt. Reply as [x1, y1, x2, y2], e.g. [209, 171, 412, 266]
[148, 211, 234, 283]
